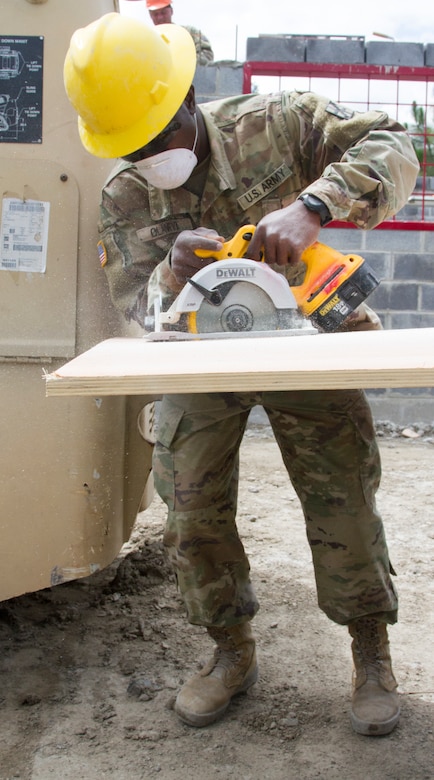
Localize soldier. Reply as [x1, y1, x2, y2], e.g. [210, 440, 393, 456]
[64, 14, 419, 736]
[146, 0, 214, 65]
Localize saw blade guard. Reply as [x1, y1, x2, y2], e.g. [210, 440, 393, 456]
[160, 259, 298, 328]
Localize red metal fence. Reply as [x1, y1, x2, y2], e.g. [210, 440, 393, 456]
[243, 62, 434, 230]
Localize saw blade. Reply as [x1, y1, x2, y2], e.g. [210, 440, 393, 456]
[188, 281, 283, 334]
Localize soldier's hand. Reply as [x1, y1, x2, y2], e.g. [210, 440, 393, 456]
[247, 201, 322, 266]
[338, 303, 383, 332]
[171, 228, 225, 284]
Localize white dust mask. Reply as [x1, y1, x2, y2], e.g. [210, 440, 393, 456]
[135, 113, 198, 190]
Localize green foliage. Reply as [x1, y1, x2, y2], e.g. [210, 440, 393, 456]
[404, 101, 434, 177]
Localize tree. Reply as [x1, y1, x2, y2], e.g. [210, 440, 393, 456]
[405, 101, 434, 177]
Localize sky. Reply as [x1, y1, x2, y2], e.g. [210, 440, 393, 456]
[119, 0, 434, 63]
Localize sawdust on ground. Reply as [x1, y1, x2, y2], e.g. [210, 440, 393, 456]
[0, 425, 433, 780]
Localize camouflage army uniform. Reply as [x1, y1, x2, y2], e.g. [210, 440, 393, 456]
[98, 90, 418, 629]
[183, 24, 214, 65]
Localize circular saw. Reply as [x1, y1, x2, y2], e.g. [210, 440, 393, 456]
[156, 258, 311, 338]
[146, 223, 379, 340]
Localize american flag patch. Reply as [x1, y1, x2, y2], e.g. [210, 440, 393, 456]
[97, 240, 107, 267]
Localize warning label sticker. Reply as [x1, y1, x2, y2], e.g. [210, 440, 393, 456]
[1, 198, 50, 273]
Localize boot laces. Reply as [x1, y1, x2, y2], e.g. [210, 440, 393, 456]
[207, 627, 244, 676]
[212, 646, 241, 673]
[353, 618, 386, 679]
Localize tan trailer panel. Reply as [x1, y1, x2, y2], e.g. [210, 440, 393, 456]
[0, 0, 154, 603]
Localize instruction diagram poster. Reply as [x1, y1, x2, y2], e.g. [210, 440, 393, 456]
[0, 35, 43, 144]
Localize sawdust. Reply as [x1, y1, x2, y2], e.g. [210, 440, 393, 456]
[0, 428, 433, 780]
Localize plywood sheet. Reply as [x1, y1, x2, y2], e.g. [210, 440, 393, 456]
[45, 328, 434, 397]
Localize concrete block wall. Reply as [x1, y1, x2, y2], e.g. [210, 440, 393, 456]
[322, 227, 434, 424]
[246, 35, 434, 67]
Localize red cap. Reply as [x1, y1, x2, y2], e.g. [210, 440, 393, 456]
[146, 1, 172, 9]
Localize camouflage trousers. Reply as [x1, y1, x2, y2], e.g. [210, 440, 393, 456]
[152, 389, 398, 628]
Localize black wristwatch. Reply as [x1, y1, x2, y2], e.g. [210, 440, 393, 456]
[298, 193, 332, 226]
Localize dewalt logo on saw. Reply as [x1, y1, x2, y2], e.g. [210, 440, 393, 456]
[216, 267, 256, 278]
[318, 294, 350, 318]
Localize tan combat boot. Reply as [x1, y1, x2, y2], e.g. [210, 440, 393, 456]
[174, 622, 258, 727]
[349, 617, 400, 736]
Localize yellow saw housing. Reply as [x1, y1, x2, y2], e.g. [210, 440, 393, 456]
[194, 226, 380, 333]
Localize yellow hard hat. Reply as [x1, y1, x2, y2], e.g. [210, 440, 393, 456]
[63, 13, 196, 158]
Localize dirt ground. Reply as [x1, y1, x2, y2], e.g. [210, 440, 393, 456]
[1, 422, 433, 780]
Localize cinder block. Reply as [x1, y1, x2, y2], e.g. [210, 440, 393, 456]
[393, 387, 434, 397]
[193, 64, 243, 103]
[193, 65, 216, 96]
[368, 282, 418, 310]
[391, 312, 434, 329]
[360, 252, 390, 280]
[425, 44, 434, 67]
[365, 230, 418, 252]
[424, 232, 434, 252]
[215, 64, 244, 96]
[421, 285, 434, 309]
[246, 36, 306, 63]
[366, 387, 388, 397]
[412, 176, 434, 192]
[322, 227, 363, 251]
[366, 41, 424, 67]
[306, 39, 365, 64]
[368, 395, 434, 425]
[397, 203, 422, 220]
[394, 254, 434, 281]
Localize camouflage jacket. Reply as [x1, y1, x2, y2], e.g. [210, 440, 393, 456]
[184, 25, 214, 65]
[98, 90, 419, 327]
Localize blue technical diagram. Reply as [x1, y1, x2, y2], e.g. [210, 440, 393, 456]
[0, 35, 43, 144]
